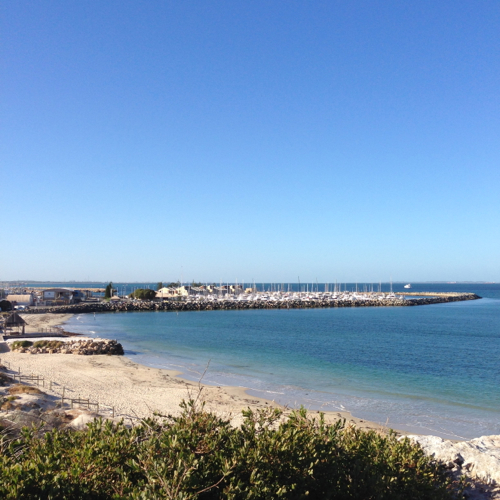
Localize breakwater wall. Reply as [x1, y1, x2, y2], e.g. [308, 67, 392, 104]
[22, 293, 480, 315]
[9, 339, 124, 356]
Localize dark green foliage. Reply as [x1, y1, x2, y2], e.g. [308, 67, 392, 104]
[166, 281, 181, 288]
[130, 288, 157, 300]
[0, 401, 459, 499]
[157, 282, 164, 291]
[11, 340, 33, 349]
[32, 340, 63, 349]
[0, 300, 12, 311]
[104, 282, 113, 299]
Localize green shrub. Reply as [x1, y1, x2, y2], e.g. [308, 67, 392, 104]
[11, 341, 33, 349]
[130, 288, 156, 300]
[32, 340, 63, 349]
[0, 401, 459, 499]
[0, 300, 12, 312]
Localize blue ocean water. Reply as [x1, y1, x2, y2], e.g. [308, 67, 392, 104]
[64, 283, 500, 440]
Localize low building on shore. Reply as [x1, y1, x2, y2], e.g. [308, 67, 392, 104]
[5, 294, 35, 307]
[40, 288, 87, 305]
[156, 286, 189, 300]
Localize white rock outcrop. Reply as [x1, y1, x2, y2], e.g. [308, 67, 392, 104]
[406, 435, 500, 485]
[405, 434, 500, 499]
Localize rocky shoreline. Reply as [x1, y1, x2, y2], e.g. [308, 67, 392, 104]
[21, 292, 480, 315]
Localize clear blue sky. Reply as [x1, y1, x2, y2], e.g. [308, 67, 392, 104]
[2, 1, 499, 283]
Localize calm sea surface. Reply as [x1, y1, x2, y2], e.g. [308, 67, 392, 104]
[63, 283, 500, 440]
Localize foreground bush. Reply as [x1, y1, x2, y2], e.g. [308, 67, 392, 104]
[0, 401, 461, 499]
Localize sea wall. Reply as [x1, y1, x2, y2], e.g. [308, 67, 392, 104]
[9, 339, 124, 356]
[22, 293, 480, 315]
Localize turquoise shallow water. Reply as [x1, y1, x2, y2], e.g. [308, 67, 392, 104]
[64, 283, 500, 440]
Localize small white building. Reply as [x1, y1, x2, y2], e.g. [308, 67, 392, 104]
[156, 286, 188, 299]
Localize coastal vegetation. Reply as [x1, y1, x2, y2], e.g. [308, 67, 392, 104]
[166, 281, 181, 288]
[129, 288, 157, 300]
[0, 300, 12, 311]
[0, 401, 462, 499]
[104, 282, 113, 300]
[32, 340, 64, 349]
[10, 340, 33, 349]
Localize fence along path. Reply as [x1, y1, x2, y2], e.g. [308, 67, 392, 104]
[0, 356, 140, 421]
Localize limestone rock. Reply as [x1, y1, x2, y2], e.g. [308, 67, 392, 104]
[407, 434, 500, 485]
[405, 434, 500, 499]
[67, 410, 100, 430]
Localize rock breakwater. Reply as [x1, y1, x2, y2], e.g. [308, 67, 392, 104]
[10, 339, 124, 356]
[23, 293, 480, 315]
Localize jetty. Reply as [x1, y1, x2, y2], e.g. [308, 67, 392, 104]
[19, 291, 480, 315]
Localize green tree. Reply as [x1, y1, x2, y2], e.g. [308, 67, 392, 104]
[130, 289, 156, 300]
[0, 300, 12, 312]
[104, 282, 113, 299]
[156, 282, 163, 291]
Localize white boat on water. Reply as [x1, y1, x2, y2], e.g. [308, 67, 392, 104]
[404, 284, 412, 289]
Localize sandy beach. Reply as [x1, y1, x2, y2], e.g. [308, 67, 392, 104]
[2, 313, 387, 432]
[19, 313, 75, 330]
